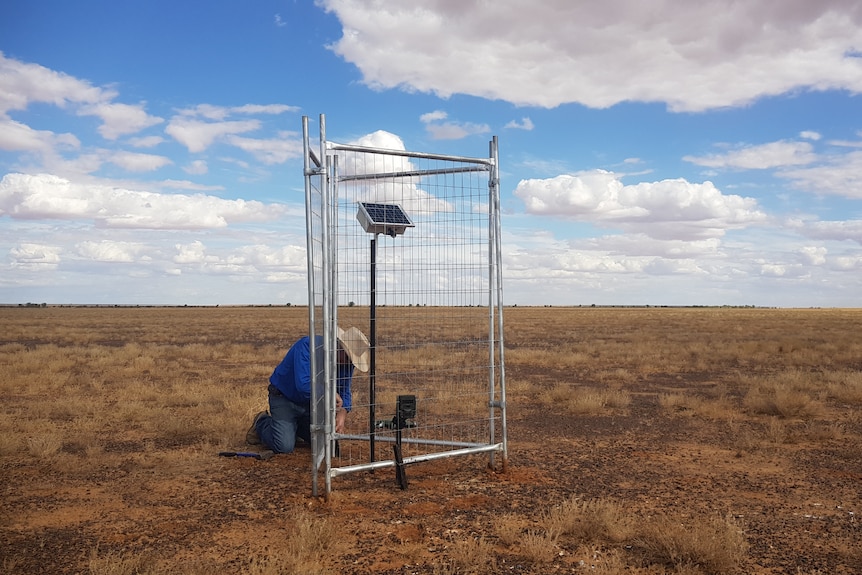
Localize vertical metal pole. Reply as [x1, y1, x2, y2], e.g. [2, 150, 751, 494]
[302, 115, 320, 497]
[491, 135, 508, 470]
[487, 138, 497, 469]
[369, 235, 378, 463]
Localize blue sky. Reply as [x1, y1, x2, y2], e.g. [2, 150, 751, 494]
[1, 0, 861, 307]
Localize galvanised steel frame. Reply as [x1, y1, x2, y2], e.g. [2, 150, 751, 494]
[302, 114, 506, 497]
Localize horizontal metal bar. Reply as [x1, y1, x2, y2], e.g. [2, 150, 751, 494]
[337, 433, 487, 449]
[327, 142, 494, 166]
[339, 165, 489, 182]
[328, 443, 503, 478]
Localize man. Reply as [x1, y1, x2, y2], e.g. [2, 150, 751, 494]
[246, 326, 370, 454]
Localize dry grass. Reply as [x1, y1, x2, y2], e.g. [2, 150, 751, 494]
[742, 370, 825, 420]
[541, 384, 631, 415]
[2, 306, 862, 574]
[523, 495, 747, 574]
[633, 513, 748, 575]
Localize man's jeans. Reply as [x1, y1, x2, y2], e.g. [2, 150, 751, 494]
[256, 386, 310, 454]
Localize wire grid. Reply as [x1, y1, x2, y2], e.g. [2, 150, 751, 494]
[334, 150, 498, 467]
[303, 116, 504, 494]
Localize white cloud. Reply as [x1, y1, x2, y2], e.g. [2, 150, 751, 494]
[0, 117, 80, 153]
[109, 151, 172, 172]
[78, 101, 164, 140]
[779, 150, 862, 199]
[425, 121, 490, 140]
[418, 109, 490, 140]
[225, 132, 304, 164]
[683, 140, 817, 169]
[76, 240, 145, 263]
[334, 130, 454, 214]
[231, 104, 298, 115]
[513, 170, 767, 240]
[128, 135, 165, 148]
[0, 51, 107, 113]
[165, 117, 260, 153]
[504, 117, 534, 131]
[9, 242, 62, 269]
[183, 160, 208, 175]
[790, 218, 862, 244]
[164, 105, 298, 154]
[0, 172, 285, 229]
[800, 131, 822, 141]
[321, 0, 862, 111]
[420, 110, 447, 123]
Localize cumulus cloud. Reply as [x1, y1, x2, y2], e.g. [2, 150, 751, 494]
[128, 135, 165, 148]
[225, 132, 304, 164]
[79, 101, 164, 140]
[183, 160, 208, 175]
[419, 110, 490, 140]
[684, 140, 817, 169]
[0, 172, 285, 229]
[165, 117, 260, 153]
[320, 0, 862, 111]
[778, 150, 862, 198]
[513, 170, 767, 240]
[0, 117, 80, 153]
[171, 240, 307, 272]
[76, 240, 146, 262]
[109, 151, 172, 172]
[789, 218, 862, 244]
[505, 117, 534, 131]
[335, 130, 454, 214]
[165, 104, 300, 156]
[0, 53, 162, 142]
[0, 51, 106, 113]
[9, 242, 62, 269]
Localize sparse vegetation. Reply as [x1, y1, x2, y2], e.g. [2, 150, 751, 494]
[2, 306, 861, 574]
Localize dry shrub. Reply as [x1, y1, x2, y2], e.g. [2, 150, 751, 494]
[495, 513, 525, 547]
[244, 510, 342, 575]
[742, 371, 824, 420]
[825, 370, 862, 405]
[542, 385, 631, 415]
[88, 547, 158, 575]
[634, 513, 747, 575]
[518, 529, 558, 565]
[765, 417, 787, 445]
[27, 428, 63, 458]
[544, 497, 634, 544]
[661, 392, 739, 421]
[0, 432, 20, 456]
[445, 536, 496, 575]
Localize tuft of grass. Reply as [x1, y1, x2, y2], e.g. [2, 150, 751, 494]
[742, 371, 824, 420]
[518, 529, 558, 565]
[544, 497, 634, 544]
[27, 429, 63, 458]
[633, 513, 747, 574]
[542, 384, 631, 415]
[88, 547, 158, 575]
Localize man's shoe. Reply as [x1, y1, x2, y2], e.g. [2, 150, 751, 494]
[246, 411, 267, 445]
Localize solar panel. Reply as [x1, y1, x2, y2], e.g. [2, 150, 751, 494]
[356, 202, 414, 236]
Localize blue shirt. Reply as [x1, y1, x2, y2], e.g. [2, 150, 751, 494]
[269, 336, 354, 411]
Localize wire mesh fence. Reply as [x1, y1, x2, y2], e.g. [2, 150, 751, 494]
[303, 115, 506, 496]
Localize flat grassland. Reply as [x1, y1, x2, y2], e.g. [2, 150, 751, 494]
[1, 306, 861, 574]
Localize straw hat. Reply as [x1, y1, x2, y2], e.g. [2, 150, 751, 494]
[337, 326, 370, 372]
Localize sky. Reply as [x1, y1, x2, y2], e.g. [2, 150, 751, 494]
[1, 0, 861, 307]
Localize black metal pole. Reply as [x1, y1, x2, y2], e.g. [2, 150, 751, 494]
[369, 235, 377, 463]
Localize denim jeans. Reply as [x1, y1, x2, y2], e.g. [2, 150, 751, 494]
[256, 387, 310, 454]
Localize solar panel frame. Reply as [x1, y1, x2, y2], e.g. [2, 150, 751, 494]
[356, 201, 415, 236]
